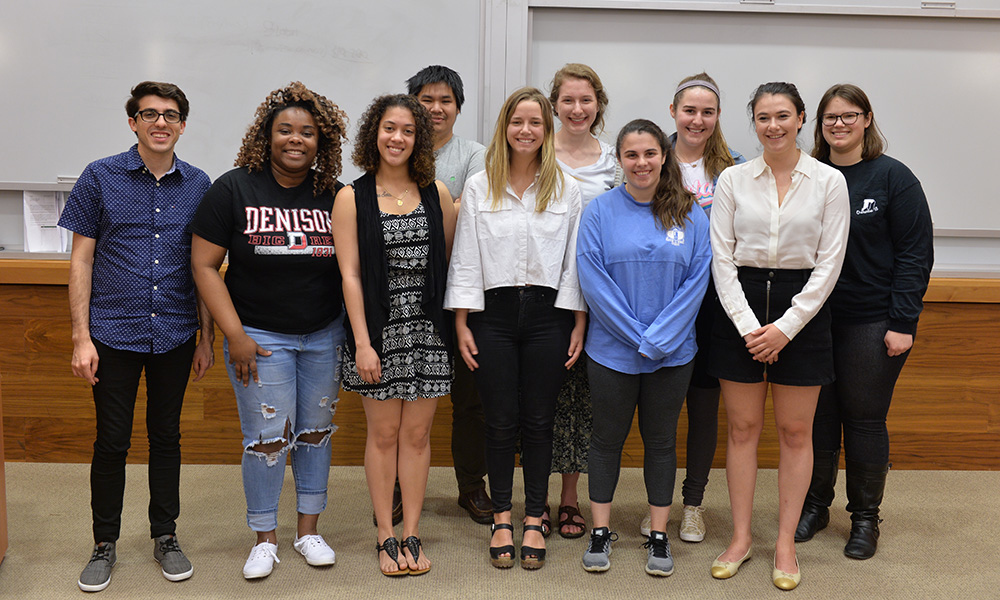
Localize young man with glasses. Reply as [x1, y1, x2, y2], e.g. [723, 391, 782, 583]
[405, 65, 492, 524]
[58, 81, 214, 592]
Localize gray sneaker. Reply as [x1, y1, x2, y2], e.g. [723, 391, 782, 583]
[644, 531, 674, 576]
[153, 534, 194, 581]
[582, 527, 618, 572]
[78, 542, 116, 592]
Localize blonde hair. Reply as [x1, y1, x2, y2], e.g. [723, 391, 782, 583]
[672, 72, 735, 180]
[485, 87, 563, 212]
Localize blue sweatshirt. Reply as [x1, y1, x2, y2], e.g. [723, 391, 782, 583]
[577, 185, 712, 374]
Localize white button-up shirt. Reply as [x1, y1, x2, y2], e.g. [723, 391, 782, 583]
[445, 170, 587, 312]
[710, 152, 850, 339]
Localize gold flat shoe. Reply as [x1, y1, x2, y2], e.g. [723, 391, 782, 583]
[772, 556, 801, 591]
[711, 547, 752, 579]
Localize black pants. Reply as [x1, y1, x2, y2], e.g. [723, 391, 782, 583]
[683, 278, 721, 506]
[90, 336, 196, 543]
[587, 358, 693, 507]
[450, 329, 488, 494]
[813, 320, 909, 464]
[468, 287, 573, 517]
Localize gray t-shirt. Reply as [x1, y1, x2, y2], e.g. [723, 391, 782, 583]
[435, 135, 485, 200]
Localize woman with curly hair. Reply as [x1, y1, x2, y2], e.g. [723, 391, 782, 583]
[445, 87, 587, 570]
[190, 82, 348, 579]
[331, 94, 456, 576]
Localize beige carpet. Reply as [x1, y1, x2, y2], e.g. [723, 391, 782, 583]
[0, 463, 996, 599]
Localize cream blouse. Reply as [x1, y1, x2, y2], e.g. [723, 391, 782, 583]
[710, 152, 850, 340]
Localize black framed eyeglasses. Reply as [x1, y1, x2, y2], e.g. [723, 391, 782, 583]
[821, 112, 864, 127]
[135, 109, 183, 124]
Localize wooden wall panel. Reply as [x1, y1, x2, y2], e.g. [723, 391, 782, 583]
[1, 283, 998, 470]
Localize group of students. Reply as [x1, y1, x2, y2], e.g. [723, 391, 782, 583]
[62, 62, 932, 593]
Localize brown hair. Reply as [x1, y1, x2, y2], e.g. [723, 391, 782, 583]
[351, 94, 436, 189]
[672, 72, 735, 180]
[485, 87, 563, 212]
[616, 119, 696, 230]
[748, 81, 806, 131]
[235, 82, 348, 196]
[812, 83, 886, 162]
[548, 63, 609, 136]
[126, 81, 189, 120]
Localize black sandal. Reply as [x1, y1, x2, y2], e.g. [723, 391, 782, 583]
[489, 523, 515, 569]
[401, 536, 430, 576]
[523, 503, 552, 537]
[520, 524, 547, 570]
[375, 537, 408, 576]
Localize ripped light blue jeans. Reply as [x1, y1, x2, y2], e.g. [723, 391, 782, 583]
[224, 316, 345, 532]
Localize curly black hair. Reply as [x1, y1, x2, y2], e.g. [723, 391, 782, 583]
[235, 81, 348, 196]
[351, 94, 435, 189]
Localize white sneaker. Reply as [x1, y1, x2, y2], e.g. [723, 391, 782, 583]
[293, 534, 336, 566]
[243, 542, 279, 579]
[679, 505, 706, 542]
[639, 515, 651, 537]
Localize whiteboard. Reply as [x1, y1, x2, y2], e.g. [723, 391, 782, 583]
[529, 7, 1000, 233]
[0, 0, 483, 184]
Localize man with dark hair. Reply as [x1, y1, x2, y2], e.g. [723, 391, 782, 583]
[406, 65, 485, 203]
[406, 65, 491, 523]
[59, 81, 214, 592]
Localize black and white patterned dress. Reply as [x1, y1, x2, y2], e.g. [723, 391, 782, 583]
[343, 202, 452, 401]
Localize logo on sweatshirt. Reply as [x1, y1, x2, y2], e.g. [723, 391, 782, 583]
[856, 199, 879, 215]
[666, 226, 685, 246]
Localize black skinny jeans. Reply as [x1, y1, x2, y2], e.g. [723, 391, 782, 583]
[90, 336, 196, 543]
[812, 320, 910, 464]
[587, 358, 693, 507]
[468, 287, 573, 517]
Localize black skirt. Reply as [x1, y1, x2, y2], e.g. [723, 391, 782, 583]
[708, 267, 834, 387]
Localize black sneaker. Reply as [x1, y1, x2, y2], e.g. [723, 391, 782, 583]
[582, 527, 618, 572]
[78, 542, 116, 592]
[153, 534, 193, 581]
[643, 531, 674, 576]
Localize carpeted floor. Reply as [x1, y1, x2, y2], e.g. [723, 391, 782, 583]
[0, 463, 995, 598]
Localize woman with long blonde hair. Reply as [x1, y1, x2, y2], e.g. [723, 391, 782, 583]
[445, 87, 587, 570]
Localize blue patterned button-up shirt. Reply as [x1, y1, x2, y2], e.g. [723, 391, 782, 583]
[58, 145, 211, 353]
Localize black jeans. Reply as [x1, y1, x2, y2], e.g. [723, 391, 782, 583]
[813, 320, 909, 464]
[468, 287, 573, 517]
[90, 336, 196, 543]
[587, 358, 693, 507]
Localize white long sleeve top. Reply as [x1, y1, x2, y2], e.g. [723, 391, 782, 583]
[444, 170, 586, 313]
[710, 152, 850, 340]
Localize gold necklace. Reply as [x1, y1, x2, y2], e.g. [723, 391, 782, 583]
[380, 184, 410, 206]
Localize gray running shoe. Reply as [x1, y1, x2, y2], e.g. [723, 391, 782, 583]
[644, 531, 674, 576]
[78, 542, 116, 592]
[582, 527, 618, 572]
[153, 534, 194, 581]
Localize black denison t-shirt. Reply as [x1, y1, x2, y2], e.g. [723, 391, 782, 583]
[190, 167, 343, 334]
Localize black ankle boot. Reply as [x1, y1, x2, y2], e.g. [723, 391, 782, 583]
[843, 459, 889, 560]
[795, 449, 839, 542]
